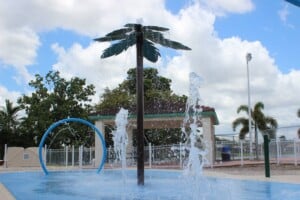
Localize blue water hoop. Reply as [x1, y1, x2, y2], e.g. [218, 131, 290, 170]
[38, 118, 107, 175]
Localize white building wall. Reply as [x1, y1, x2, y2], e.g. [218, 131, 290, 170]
[202, 117, 215, 167]
[95, 121, 105, 168]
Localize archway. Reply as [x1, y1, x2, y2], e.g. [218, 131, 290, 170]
[38, 118, 106, 175]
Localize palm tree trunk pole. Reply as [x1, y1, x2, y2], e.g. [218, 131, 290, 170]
[263, 134, 270, 177]
[135, 24, 144, 185]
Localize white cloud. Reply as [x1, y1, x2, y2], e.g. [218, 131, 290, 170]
[278, 4, 289, 22]
[158, 3, 300, 137]
[196, 0, 254, 15]
[0, 27, 39, 67]
[0, 26, 38, 83]
[0, 0, 171, 86]
[0, 0, 169, 36]
[51, 42, 136, 103]
[278, 4, 294, 28]
[0, 86, 21, 105]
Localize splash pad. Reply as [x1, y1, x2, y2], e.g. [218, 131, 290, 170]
[1, 169, 299, 200]
[2, 73, 299, 199]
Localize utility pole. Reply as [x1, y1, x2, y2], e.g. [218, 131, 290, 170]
[246, 53, 253, 159]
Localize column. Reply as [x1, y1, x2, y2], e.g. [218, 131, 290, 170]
[95, 120, 105, 168]
[202, 117, 215, 167]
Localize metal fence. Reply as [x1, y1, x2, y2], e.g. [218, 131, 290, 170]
[46, 146, 95, 167]
[269, 139, 300, 165]
[215, 139, 300, 165]
[44, 139, 300, 169]
[45, 143, 189, 168]
[215, 140, 262, 161]
[4, 138, 299, 168]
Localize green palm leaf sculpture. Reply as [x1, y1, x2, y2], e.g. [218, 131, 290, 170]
[94, 24, 191, 62]
[94, 23, 191, 186]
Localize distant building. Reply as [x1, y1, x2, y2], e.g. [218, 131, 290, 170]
[90, 102, 219, 167]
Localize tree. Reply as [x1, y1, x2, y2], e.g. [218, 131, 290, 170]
[232, 101, 278, 159]
[18, 71, 96, 148]
[124, 68, 171, 94]
[95, 23, 191, 185]
[96, 86, 134, 115]
[0, 99, 22, 158]
[96, 67, 187, 145]
[97, 67, 186, 113]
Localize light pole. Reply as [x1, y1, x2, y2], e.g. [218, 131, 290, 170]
[246, 53, 252, 159]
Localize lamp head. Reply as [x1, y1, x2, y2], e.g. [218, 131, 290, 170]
[246, 53, 252, 62]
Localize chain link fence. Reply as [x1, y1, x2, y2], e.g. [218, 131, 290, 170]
[43, 139, 299, 169]
[269, 139, 300, 165]
[44, 144, 190, 168]
[45, 146, 95, 167]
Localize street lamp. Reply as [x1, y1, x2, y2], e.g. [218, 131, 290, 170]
[246, 53, 253, 159]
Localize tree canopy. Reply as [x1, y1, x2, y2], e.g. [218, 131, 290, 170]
[232, 101, 278, 159]
[96, 67, 187, 115]
[0, 99, 22, 158]
[232, 101, 278, 140]
[17, 71, 96, 148]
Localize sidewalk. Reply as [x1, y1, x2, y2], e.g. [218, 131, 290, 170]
[0, 183, 15, 200]
[205, 160, 300, 184]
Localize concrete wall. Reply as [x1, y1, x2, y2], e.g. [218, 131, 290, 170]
[6, 147, 40, 167]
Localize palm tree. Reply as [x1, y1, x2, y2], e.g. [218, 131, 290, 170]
[0, 99, 22, 158]
[94, 23, 191, 185]
[0, 99, 21, 133]
[232, 102, 278, 159]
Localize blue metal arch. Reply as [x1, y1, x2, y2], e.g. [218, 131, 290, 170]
[38, 118, 106, 175]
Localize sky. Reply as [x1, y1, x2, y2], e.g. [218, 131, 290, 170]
[1, 0, 300, 140]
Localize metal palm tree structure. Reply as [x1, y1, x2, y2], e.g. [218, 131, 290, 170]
[94, 23, 191, 185]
